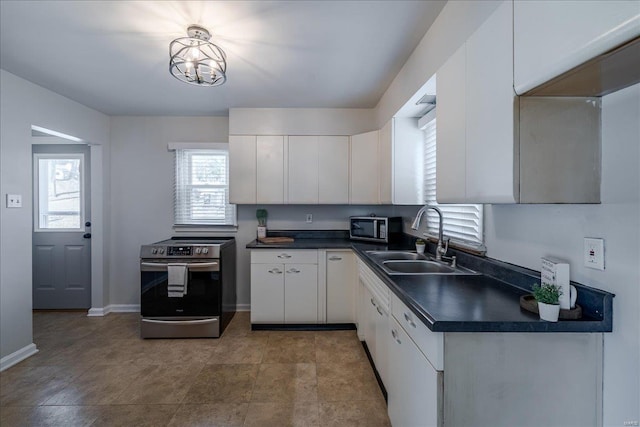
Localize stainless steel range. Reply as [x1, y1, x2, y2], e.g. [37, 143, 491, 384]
[139, 237, 236, 338]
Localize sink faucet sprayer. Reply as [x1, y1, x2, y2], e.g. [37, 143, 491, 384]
[411, 205, 449, 261]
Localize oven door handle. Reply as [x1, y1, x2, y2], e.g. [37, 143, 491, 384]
[141, 318, 218, 326]
[140, 262, 219, 271]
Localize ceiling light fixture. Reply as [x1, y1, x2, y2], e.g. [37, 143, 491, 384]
[169, 25, 227, 87]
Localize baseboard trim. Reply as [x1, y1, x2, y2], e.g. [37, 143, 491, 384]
[0, 343, 38, 372]
[87, 304, 140, 317]
[110, 304, 140, 313]
[88, 306, 111, 316]
[236, 304, 250, 312]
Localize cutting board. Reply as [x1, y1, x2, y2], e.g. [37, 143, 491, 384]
[258, 237, 294, 244]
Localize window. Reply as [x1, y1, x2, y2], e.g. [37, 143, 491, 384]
[422, 114, 484, 245]
[33, 153, 84, 231]
[174, 147, 236, 226]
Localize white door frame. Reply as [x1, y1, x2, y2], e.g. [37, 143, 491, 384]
[30, 132, 106, 315]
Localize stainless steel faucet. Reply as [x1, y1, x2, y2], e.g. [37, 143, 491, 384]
[411, 204, 448, 261]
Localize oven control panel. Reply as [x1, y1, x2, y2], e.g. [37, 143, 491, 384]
[167, 246, 192, 256]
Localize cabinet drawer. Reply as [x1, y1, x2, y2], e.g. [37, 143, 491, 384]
[391, 292, 444, 371]
[251, 250, 318, 264]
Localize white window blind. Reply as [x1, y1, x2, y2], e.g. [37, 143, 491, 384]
[174, 148, 236, 226]
[422, 117, 484, 244]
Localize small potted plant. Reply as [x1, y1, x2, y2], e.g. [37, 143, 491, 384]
[256, 209, 268, 239]
[532, 283, 563, 322]
[415, 238, 426, 254]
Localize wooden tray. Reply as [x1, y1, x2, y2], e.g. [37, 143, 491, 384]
[258, 237, 294, 244]
[520, 294, 583, 320]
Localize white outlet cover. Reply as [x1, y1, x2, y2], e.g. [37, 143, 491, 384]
[584, 237, 605, 271]
[6, 194, 22, 208]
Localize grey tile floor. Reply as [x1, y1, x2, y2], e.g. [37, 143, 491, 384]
[0, 311, 390, 426]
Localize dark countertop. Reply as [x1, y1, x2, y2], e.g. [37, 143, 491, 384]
[247, 231, 614, 333]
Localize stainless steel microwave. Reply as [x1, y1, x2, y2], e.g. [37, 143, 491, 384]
[350, 216, 402, 243]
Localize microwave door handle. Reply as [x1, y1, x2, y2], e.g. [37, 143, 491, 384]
[372, 219, 378, 239]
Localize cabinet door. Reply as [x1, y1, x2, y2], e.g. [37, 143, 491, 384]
[350, 130, 379, 204]
[284, 263, 318, 323]
[288, 136, 319, 204]
[436, 43, 467, 203]
[378, 121, 393, 205]
[388, 317, 441, 427]
[256, 135, 285, 204]
[465, 0, 518, 203]
[363, 286, 378, 362]
[250, 263, 284, 323]
[229, 135, 256, 204]
[326, 251, 355, 323]
[373, 304, 389, 387]
[514, 1, 640, 94]
[393, 117, 425, 205]
[318, 136, 349, 204]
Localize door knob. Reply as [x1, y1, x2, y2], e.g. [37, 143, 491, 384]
[83, 233, 92, 239]
[85, 221, 92, 227]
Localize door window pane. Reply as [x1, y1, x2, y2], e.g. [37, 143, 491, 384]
[36, 156, 83, 230]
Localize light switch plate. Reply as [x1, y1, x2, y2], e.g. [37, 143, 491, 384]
[6, 194, 22, 208]
[584, 237, 605, 270]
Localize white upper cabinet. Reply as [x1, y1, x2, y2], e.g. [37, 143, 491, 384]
[256, 135, 285, 204]
[318, 136, 350, 204]
[514, 0, 640, 95]
[350, 130, 380, 204]
[288, 136, 319, 204]
[378, 121, 393, 205]
[436, 44, 466, 203]
[378, 118, 424, 205]
[464, 0, 517, 203]
[436, 1, 518, 204]
[229, 135, 257, 204]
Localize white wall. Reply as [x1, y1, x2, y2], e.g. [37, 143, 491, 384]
[108, 116, 229, 305]
[0, 70, 110, 360]
[375, 0, 501, 126]
[483, 84, 640, 426]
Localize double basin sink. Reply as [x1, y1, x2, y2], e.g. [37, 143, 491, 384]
[366, 251, 479, 276]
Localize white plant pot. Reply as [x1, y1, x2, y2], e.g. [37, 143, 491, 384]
[415, 243, 426, 254]
[538, 302, 560, 322]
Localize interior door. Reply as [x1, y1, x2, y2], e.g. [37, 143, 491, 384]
[32, 144, 91, 309]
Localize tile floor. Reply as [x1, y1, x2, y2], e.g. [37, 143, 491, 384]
[0, 311, 390, 426]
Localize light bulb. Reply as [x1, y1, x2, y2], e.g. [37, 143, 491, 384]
[190, 47, 200, 60]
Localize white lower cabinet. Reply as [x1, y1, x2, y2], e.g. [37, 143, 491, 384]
[388, 316, 441, 427]
[250, 250, 318, 324]
[250, 263, 285, 323]
[326, 250, 356, 323]
[283, 263, 317, 323]
[357, 260, 390, 386]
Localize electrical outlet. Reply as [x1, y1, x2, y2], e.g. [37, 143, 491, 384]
[6, 194, 22, 208]
[584, 237, 605, 270]
[306, 214, 313, 223]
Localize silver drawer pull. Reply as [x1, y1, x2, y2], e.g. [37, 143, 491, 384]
[391, 329, 401, 344]
[286, 268, 300, 274]
[268, 268, 283, 274]
[329, 256, 343, 261]
[277, 254, 292, 259]
[370, 298, 376, 307]
[376, 306, 384, 316]
[404, 312, 417, 328]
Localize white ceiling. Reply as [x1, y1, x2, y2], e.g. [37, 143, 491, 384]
[0, 1, 446, 116]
